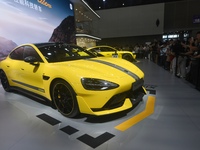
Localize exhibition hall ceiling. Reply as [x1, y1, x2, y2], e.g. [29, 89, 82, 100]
[84, 0, 184, 10]
[71, 0, 184, 23]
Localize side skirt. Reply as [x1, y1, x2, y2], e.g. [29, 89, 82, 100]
[9, 86, 54, 108]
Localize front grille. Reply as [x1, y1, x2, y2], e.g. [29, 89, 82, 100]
[131, 79, 144, 91]
[103, 92, 128, 109]
[128, 87, 146, 104]
[91, 79, 145, 112]
[92, 92, 128, 112]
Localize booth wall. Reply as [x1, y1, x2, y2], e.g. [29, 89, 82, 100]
[164, 0, 200, 35]
[92, 3, 164, 38]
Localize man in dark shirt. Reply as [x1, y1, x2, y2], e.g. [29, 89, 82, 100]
[171, 40, 185, 77]
[193, 31, 200, 58]
[184, 31, 200, 89]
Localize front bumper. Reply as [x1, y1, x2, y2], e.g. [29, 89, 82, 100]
[77, 79, 146, 116]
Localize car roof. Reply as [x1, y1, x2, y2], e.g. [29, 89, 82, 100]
[33, 42, 62, 48]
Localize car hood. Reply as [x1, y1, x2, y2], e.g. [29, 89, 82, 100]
[48, 57, 144, 81]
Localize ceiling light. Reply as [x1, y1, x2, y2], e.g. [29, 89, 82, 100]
[81, 0, 100, 18]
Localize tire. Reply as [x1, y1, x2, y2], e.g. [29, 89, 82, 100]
[122, 54, 133, 62]
[51, 79, 79, 118]
[0, 70, 11, 92]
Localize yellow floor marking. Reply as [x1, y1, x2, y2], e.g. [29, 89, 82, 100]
[115, 96, 156, 131]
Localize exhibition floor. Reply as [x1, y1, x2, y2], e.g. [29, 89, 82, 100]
[0, 59, 200, 150]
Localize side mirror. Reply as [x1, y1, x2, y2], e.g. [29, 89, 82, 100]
[24, 56, 40, 66]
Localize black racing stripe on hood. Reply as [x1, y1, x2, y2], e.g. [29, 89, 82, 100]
[87, 59, 140, 80]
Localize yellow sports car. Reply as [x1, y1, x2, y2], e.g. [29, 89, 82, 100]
[0, 42, 146, 117]
[87, 45, 136, 62]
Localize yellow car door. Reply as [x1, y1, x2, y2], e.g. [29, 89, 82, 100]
[18, 60, 46, 95]
[2, 45, 45, 96]
[19, 46, 46, 96]
[99, 47, 118, 58]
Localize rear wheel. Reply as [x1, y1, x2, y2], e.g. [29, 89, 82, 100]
[122, 54, 133, 62]
[51, 79, 79, 118]
[0, 70, 11, 92]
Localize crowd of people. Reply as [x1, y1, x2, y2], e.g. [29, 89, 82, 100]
[132, 31, 200, 89]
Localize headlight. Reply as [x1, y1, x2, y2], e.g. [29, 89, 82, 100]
[81, 78, 119, 90]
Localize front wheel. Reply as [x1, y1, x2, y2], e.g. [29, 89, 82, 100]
[0, 70, 12, 92]
[51, 79, 79, 118]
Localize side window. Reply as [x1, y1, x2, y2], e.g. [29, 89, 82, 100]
[105, 47, 115, 52]
[100, 47, 114, 52]
[98, 47, 105, 52]
[24, 46, 43, 62]
[9, 46, 24, 60]
[91, 48, 101, 53]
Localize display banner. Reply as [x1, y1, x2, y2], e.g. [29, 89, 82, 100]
[0, 0, 75, 60]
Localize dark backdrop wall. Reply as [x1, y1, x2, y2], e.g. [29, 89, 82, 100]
[92, 3, 164, 39]
[164, 0, 200, 36]
[91, 0, 200, 46]
[97, 35, 162, 48]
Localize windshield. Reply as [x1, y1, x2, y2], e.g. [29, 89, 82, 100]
[36, 43, 96, 63]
